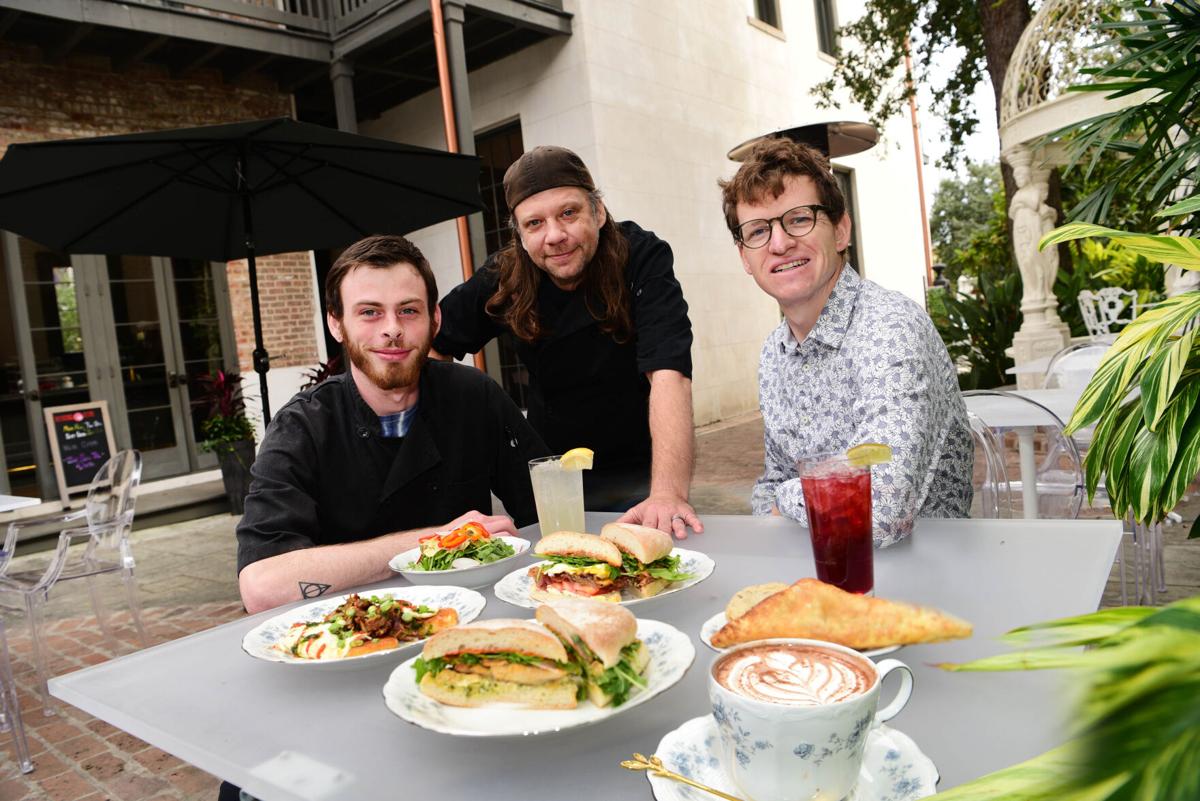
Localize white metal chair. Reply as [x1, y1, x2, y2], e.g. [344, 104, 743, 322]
[967, 411, 1013, 518]
[0, 450, 146, 713]
[1077, 287, 1138, 340]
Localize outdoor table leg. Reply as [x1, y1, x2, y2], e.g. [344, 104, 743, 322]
[1016, 427, 1038, 519]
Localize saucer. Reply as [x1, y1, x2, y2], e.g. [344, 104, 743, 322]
[647, 715, 938, 801]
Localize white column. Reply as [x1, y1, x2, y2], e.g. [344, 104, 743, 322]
[1004, 145, 1070, 389]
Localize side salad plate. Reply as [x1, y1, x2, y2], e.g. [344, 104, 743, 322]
[242, 585, 485, 669]
[383, 618, 695, 736]
[647, 715, 938, 801]
[492, 547, 715, 610]
[698, 611, 901, 659]
[389, 535, 531, 589]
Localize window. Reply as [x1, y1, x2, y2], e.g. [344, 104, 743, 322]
[754, 0, 781, 30]
[833, 167, 864, 274]
[474, 121, 531, 411]
[814, 0, 838, 55]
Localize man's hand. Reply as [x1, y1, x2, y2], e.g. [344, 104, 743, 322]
[444, 510, 519, 538]
[617, 495, 703, 540]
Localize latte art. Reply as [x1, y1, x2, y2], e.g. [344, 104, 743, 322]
[715, 644, 873, 706]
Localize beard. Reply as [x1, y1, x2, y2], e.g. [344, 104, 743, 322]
[342, 331, 429, 392]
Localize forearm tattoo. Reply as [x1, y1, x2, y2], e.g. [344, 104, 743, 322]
[299, 581, 331, 599]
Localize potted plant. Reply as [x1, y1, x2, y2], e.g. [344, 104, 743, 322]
[196, 370, 256, 515]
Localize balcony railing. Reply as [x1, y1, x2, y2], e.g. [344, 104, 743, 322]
[161, 0, 562, 37]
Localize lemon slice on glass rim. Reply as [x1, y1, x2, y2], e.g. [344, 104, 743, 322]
[560, 447, 594, 470]
[846, 442, 892, 467]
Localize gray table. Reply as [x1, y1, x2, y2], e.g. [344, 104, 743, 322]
[51, 515, 1122, 800]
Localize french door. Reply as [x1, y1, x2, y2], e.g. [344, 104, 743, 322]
[1, 231, 236, 498]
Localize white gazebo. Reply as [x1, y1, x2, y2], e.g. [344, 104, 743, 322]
[999, 0, 1152, 388]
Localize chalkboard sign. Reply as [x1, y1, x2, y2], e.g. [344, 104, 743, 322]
[43, 401, 117, 501]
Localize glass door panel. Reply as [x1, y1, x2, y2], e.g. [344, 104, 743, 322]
[0, 234, 41, 495]
[105, 254, 189, 476]
[170, 258, 229, 463]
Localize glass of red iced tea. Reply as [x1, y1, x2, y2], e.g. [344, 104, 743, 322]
[798, 452, 873, 594]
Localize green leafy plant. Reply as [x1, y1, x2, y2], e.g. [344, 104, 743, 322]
[1040, 195, 1200, 533]
[1056, 2, 1200, 234]
[928, 271, 1022, 390]
[934, 595, 1200, 801]
[195, 370, 255, 455]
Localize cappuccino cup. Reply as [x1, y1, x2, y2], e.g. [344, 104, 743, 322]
[708, 639, 913, 801]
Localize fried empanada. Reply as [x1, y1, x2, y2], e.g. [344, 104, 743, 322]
[711, 578, 972, 650]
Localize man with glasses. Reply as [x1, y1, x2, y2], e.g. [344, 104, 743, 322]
[719, 137, 971, 544]
[434, 146, 700, 539]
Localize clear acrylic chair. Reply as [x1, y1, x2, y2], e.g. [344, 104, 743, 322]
[0, 450, 146, 713]
[1043, 343, 1109, 392]
[967, 411, 1013, 518]
[0, 616, 33, 773]
[961, 391, 1084, 520]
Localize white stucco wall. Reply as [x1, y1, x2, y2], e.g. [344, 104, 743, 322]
[361, 0, 928, 426]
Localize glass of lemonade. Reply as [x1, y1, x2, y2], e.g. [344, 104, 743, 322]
[528, 455, 586, 538]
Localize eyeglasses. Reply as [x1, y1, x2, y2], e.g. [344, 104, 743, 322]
[735, 205, 828, 249]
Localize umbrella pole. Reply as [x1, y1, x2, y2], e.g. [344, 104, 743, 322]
[239, 151, 272, 427]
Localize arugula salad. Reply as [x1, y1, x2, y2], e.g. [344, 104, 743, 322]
[406, 522, 516, 571]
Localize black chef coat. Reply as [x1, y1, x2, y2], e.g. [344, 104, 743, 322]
[236, 361, 548, 573]
[433, 221, 693, 505]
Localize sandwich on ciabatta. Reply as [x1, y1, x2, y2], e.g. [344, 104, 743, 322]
[413, 619, 582, 708]
[536, 599, 650, 708]
[529, 531, 624, 603]
[600, 522, 695, 599]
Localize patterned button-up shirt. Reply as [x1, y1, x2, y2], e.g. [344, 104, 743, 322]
[752, 267, 973, 545]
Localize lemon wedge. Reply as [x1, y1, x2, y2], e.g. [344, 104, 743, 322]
[560, 447, 594, 470]
[847, 442, 892, 467]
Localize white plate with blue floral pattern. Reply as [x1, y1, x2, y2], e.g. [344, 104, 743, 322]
[699, 612, 902, 659]
[242, 585, 486, 670]
[648, 715, 938, 801]
[382, 618, 695, 736]
[492, 548, 715, 609]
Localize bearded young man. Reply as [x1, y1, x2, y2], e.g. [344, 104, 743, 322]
[235, 235, 548, 614]
[721, 138, 972, 545]
[434, 146, 701, 539]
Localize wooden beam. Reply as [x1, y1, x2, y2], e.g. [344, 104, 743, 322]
[227, 52, 276, 84]
[0, 10, 21, 40]
[354, 62, 437, 85]
[114, 35, 169, 72]
[46, 23, 93, 63]
[175, 44, 225, 77]
[280, 63, 329, 92]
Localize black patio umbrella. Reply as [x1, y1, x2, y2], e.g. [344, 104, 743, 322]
[0, 117, 483, 423]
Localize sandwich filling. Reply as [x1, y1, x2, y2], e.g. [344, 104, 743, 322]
[618, 552, 695, 589]
[530, 554, 621, 597]
[415, 650, 583, 692]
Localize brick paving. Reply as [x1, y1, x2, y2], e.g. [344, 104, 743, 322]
[0, 411, 1197, 798]
[0, 604, 245, 801]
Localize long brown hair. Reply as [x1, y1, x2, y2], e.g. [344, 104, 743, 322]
[486, 193, 633, 343]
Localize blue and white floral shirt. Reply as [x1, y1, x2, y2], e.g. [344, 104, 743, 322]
[752, 267, 973, 546]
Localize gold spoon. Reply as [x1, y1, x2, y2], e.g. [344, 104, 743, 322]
[621, 753, 746, 801]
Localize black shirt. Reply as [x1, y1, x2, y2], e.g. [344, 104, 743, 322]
[236, 362, 548, 573]
[434, 220, 693, 501]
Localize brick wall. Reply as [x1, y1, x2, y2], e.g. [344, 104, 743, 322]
[0, 42, 317, 372]
[226, 254, 320, 372]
